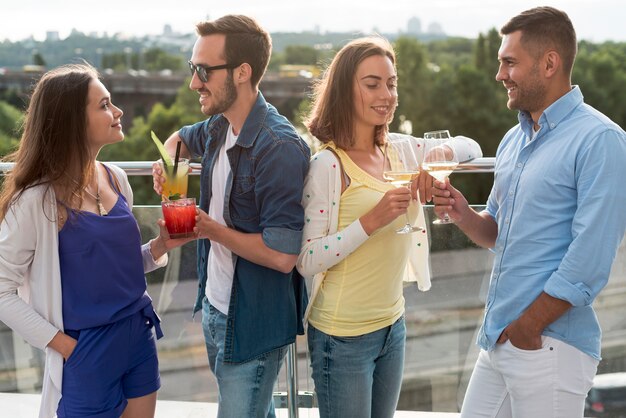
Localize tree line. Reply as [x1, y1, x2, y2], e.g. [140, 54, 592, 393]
[1, 32, 625, 205]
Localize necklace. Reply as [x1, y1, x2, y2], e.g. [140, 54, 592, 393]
[83, 167, 108, 216]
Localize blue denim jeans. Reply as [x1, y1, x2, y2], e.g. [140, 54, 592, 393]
[202, 297, 287, 418]
[307, 316, 406, 418]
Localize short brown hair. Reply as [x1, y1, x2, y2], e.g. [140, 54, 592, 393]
[196, 15, 271, 88]
[306, 37, 396, 149]
[501, 6, 577, 75]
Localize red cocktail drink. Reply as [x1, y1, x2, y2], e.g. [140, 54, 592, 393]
[161, 198, 196, 238]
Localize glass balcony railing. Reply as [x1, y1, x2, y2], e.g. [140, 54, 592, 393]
[1, 160, 625, 417]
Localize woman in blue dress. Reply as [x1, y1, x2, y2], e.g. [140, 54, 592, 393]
[0, 63, 192, 418]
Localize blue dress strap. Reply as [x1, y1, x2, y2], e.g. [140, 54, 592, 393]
[101, 163, 122, 196]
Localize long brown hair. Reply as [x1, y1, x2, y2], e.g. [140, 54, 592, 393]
[306, 36, 396, 149]
[0, 63, 99, 221]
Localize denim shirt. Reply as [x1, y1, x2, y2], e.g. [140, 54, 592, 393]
[179, 92, 310, 363]
[479, 86, 626, 360]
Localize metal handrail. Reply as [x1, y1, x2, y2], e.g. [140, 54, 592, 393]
[0, 158, 494, 418]
[0, 161, 203, 176]
[0, 158, 495, 176]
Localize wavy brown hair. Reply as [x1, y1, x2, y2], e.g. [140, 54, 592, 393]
[0, 63, 99, 221]
[306, 36, 396, 149]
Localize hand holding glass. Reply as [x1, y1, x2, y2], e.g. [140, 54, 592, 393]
[383, 137, 424, 234]
[161, 197, 197, 238]
[422, 130, 459, 224]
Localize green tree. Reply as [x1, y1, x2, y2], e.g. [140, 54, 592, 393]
[392, 36, 430, 134]
[142, 48, 185, 71]
[574, 42, 626, 127]
[98, 78, 205, 204]
[474, 34, 487, 72]
[32, 52, 46, 67]
[427, 37, 474, 69]
[0, 101, 22, 157]
[474, 28, 501, 78]
[431, 65, 514, 203]
[284, 45, 319, 65]
[101, 48, 184, 72]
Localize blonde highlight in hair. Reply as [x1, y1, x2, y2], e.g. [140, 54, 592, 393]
[306, 36, 396, 149]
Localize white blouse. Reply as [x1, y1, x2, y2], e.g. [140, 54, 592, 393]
[297, 134, 483, 321]
[0, 164, 167, 418]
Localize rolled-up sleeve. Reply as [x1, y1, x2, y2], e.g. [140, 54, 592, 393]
[544, 129, 626, 306]
[256, 140, 310, 255]
[262, 227, 302, 255]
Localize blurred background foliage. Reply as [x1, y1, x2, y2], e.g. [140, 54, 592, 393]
[1, 31, 625, 205]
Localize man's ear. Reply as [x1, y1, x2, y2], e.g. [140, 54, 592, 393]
[544, 50, 561, 78]
[235, 63, 252, 84]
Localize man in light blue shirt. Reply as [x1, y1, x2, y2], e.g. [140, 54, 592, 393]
[434, 6, 626, 418]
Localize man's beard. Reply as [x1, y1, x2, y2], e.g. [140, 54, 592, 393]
[202, 72, 238, 116]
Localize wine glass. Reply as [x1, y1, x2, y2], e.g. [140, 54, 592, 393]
[422, 130, 459, 225]
[383, 136, 424, 234]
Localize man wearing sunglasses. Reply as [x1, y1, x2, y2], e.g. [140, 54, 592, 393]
[152, 14, 310, 418]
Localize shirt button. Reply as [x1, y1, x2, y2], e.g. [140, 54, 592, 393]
[509, 191, 514, 196]
[505, 218, 510, 224]
[550, 123, 556, 128]
[517, 163, 523, 168]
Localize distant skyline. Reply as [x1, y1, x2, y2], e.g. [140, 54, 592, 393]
[3, 0, 625, 43]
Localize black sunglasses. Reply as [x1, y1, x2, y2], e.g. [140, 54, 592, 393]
[188, 60, 241, 83]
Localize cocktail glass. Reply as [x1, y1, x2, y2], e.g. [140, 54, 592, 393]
[161, 197, 196, 238]
[160, 158, 189, 201]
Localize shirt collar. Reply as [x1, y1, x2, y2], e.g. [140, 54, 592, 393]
[518, 86, 584, 138]
[236, 92, 269, 148]
[206, 91, 269, 149]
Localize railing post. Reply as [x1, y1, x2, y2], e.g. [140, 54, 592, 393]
[286, 342, 299, 418]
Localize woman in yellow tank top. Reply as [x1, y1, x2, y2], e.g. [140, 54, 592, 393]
[297, 37, 482, 418]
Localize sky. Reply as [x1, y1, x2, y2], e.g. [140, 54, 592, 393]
[1, 0, 624, 43]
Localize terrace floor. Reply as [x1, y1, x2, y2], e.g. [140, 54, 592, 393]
[1, 393, 460, 417]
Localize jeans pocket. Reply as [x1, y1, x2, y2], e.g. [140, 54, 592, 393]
[505, 337, 551, 355]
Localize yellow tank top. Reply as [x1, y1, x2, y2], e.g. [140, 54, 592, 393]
[308, 145, 414, 336]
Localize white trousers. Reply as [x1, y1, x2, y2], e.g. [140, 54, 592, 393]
[460, 336, 598, 418]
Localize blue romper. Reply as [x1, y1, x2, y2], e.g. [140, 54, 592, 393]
[56, 167, 163, 418]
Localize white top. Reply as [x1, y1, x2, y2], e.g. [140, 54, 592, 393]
[206, 126, 238, 315]
[297, 134, 483, 322]
[0, 164, 167, 418]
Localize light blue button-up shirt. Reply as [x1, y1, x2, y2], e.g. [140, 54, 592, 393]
[479, 86, 626, 360]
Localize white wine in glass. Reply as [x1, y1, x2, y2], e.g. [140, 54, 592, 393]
[422, 161, 459, 183]
[382, 170, 419, 186]
[383, 137, 423, 234]
[423, 130, 458, 224]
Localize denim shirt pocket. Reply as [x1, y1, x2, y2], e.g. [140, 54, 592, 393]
[230, 175, 259, 223]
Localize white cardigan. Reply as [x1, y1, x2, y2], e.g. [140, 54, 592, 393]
[0, 164, 167, 418]
[297, 134, 483, 322]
